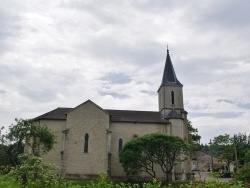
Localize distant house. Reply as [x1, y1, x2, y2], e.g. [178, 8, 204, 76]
[191, 151, 234, 172]
[33, 50, 191, 180]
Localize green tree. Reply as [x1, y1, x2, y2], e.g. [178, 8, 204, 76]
[2, 118, 56, 165]
[187, 120, 201, 144]
[200, 143, 210, 153]
[234, 163, 250, 183]
[119, 133, 189, 180]
[0, 142, 23, 167]
[244, 149, 250, 164]
[233, 133, 250, 166]
[187, 120, 201, 153]
[210, 134, 234, 171]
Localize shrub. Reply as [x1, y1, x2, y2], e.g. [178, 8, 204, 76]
[8, 154, 71, 188]
[234, 163, 250, 183]
[0, 165, 11, 174]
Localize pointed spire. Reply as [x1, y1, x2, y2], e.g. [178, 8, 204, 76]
[161, 49, 182, 86]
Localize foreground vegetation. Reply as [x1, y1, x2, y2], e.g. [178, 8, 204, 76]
[1, 153, 248, 188]
[0, 174, 247, 188]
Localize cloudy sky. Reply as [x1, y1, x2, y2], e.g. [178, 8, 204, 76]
[1, 0, 250, 144]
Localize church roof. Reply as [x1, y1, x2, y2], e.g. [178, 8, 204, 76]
[165, 109, 183, 119]
[34, 107, 169, 124]
[34, 107, 71, 120]
[106, 109, 169, 123]
[161, 49, 182, 86]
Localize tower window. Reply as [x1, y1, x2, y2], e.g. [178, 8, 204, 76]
[118, 138, 123, 152]
[84, 133, 89, 153]
[171, 91, 175, 105]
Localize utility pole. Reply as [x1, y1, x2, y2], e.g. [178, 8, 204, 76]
[234, 135, 239, 172]
[0, 126, 4, 144]
[209, 139, 213, 172]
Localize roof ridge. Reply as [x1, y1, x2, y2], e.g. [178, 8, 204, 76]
[105, 109, 159, 113]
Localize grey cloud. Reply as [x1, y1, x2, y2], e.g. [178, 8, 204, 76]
[0, 65, 29, 87]
[203, 1, 250, 28]
[214, 112, 244, 119]
[60, 1, 122, 25]
[140, 90, 156, 96]
[132, 1, 179, 12]
[189, 111, 244, 119]
[217, 99, 250, 109]
[0, 64, 24, 76]
[186, 102, 211, 111]
[101, 73, 132, 84]
[217, 99, 235, 105]
[20, 87, 57, 103]
[0, 89, 6, 95]
[85, 38, 163, 66]
[0, 10, 13, 37]
[238, 103, 250, 109]
[98, 91, 129, 99]
[178, 56, 240, 85]
[188, 112, 213, 119]
[0, 8, 21, 53]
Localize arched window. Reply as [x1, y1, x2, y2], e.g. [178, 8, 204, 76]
[84, 133, 89, 153]
[118, 138, 123, 152]
[171, 91, 175, 105]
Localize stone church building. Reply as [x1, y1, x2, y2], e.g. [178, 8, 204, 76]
[34, 50, 190, 180]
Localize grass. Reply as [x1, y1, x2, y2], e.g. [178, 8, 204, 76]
[209, 171, 221, 178]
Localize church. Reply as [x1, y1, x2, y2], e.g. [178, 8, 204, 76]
[34, 49, 190, 180]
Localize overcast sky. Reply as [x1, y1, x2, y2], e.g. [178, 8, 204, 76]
[1, 0, 250, 144]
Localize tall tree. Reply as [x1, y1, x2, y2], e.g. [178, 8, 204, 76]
[119, 133, 189, 180]
[210, 134, 234, 171]
[2, 118, 56, 165]
[233, 134, 250, 181]
[233, 133, 250, 166]
[187, 120, 201, 153]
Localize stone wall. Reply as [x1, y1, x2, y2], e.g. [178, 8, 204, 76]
[110, 122, 170, 178]
[64, 101, 110, 176]
[158, 85, 184, 112]
[38, 119, 65, 172]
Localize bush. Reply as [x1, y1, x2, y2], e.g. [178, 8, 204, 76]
[234, 163, 250, 183]
[0, 165, 11, 174]
[7, 154, 75, 188]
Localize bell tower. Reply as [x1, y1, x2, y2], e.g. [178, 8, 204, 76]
[158, 49, 185, 118]
[158, 49, 190, 178]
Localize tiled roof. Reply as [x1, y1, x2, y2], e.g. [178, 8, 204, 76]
[106, 109, 169, 123]
[161, 49, 182, 86]
[34, 108, 169, 124]
[34, 107, 71, 120]
[165, 109, 183, 119]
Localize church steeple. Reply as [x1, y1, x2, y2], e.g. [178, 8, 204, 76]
[161, 49, 182, 86]
[158, 49, 184, 116]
